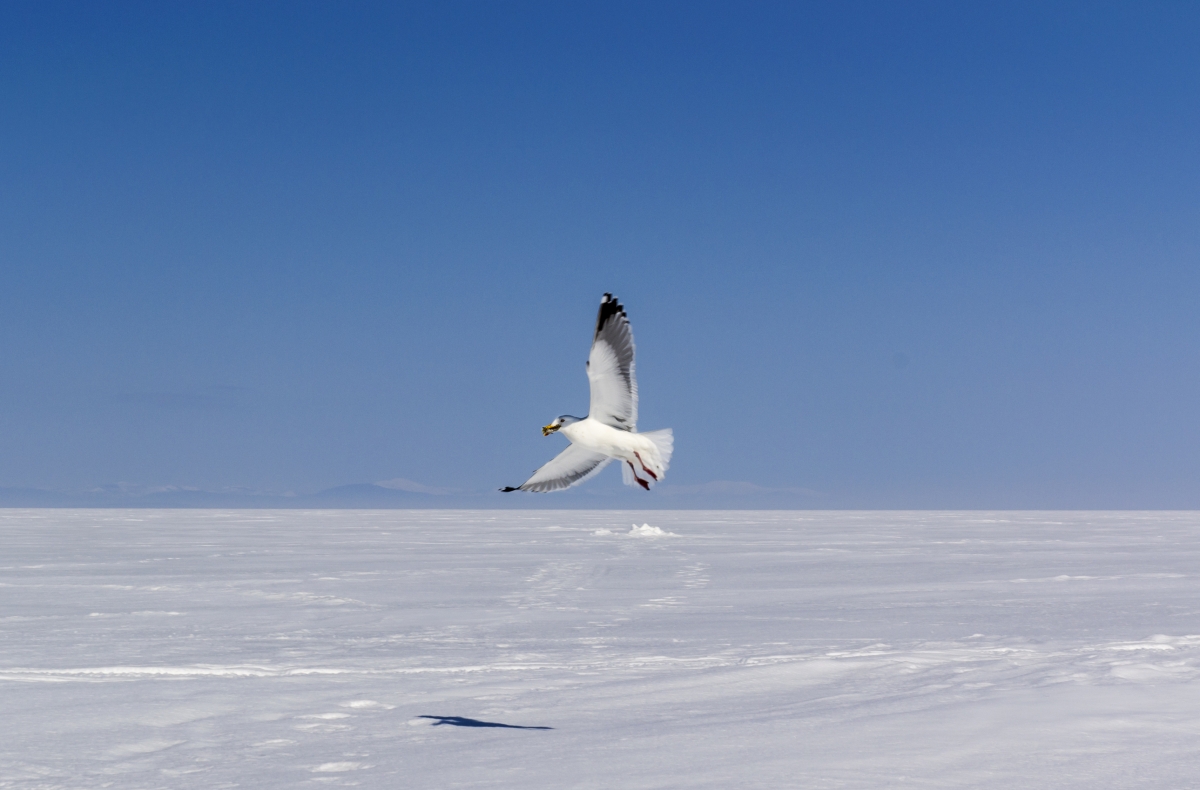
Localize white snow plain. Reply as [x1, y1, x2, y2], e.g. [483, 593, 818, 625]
[3, 509, 1200, 788]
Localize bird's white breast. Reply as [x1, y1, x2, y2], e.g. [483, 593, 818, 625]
[561, 418, 653, 461]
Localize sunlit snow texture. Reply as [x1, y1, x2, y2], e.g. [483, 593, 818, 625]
[4, 510, 1200, 788]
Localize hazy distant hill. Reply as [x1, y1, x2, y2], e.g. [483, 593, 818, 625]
[0, 483, 457, 509]
[0, 487, 81, 507]
[302, 484, 444, 507]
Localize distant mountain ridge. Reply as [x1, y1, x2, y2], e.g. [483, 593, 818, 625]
[0, 483, 449, 509]
[0, 480, 828, 509]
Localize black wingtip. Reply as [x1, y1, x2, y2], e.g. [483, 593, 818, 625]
[500, 486, 519, 492]
[594, 293, 626, 339]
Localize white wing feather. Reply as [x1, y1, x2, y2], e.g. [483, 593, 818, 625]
[587, 294, 637, 430]
[512, 445, 613, 493]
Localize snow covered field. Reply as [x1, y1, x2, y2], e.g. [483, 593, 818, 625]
[3, 509, 1200, 789]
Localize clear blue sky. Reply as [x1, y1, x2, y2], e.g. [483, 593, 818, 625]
[3, 2, 1198, 507]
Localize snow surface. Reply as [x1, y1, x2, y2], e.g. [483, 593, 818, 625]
[3, 509, 1200, 788]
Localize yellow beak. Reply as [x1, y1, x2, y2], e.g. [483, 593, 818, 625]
[542, 424, 558, 436]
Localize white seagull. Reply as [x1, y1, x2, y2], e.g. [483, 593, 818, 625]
[502, 294, 674, 493]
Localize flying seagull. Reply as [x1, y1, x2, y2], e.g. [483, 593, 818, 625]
[502, 294, 674, 493]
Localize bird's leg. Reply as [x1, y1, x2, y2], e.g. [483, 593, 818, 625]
[627, 461, 651, 490]
[634, 452, 658, 481]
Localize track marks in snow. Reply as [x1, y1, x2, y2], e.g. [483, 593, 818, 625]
[675, 562, 710, 589]
[640, 596, 685, 608]
[106, 739, 184, 758]
[999, 573, 1186, 584]
[242, 589, 374, 608]
[6, 635, 1200, 688]
[505, 561, 587, 610]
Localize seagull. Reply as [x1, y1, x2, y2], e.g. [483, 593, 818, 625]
[502, 294, 674, 493]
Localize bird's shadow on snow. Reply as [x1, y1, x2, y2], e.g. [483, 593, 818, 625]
[419, 715, 552, 730]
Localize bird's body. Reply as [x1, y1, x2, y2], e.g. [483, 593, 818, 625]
[502, 294, 673, 493]
[561, 418, 671, 484]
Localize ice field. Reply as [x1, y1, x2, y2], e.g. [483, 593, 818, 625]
[3, 509, 1200, 788]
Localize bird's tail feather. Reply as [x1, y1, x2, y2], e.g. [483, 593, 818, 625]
[642, 428, 673, 472]
[620, 429, 673, 489]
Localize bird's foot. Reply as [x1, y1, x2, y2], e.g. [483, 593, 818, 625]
[634, 452, 658, 481]
[627, 462, 651, 490]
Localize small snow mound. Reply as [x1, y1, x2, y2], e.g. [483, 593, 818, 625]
[312, 762, 367, 773]
[341, 699, 391, 709]
[628, 523, 677, 537]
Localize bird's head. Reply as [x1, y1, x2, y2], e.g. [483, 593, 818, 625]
[542, 415, 580, 436]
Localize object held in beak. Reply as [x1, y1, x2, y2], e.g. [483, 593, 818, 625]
[542, 423, 558, 436]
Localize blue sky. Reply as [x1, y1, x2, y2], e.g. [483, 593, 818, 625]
[2, 2, 1199, 507]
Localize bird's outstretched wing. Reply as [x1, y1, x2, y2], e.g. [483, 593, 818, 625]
[587, 293, 637, 430]
[501, 445, 613, 493]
